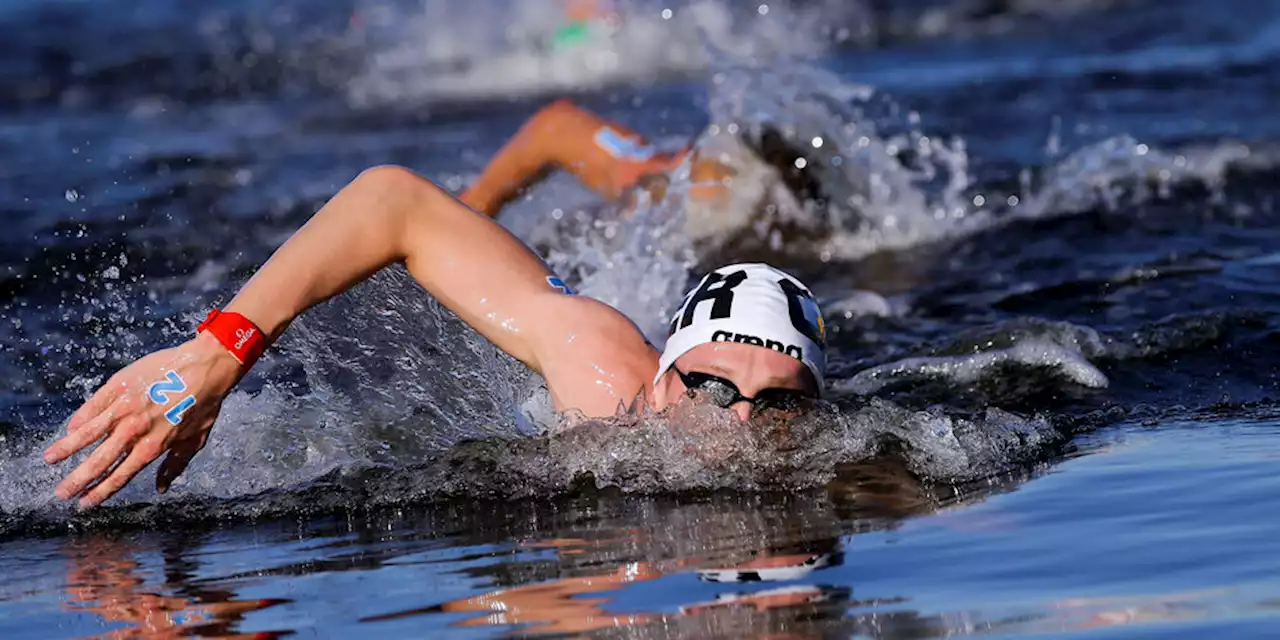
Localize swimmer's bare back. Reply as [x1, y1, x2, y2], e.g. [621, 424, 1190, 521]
[461, 99, 688, 218]
[44, 166, 659, 508]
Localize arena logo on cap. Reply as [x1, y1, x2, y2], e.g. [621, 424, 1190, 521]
[710, 330, 803, 359]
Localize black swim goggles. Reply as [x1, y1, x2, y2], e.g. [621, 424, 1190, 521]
[675, 368, 816, 415]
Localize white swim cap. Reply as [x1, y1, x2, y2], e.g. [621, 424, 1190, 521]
[656, 263, 826, 393]
[696, 553, 837, 583]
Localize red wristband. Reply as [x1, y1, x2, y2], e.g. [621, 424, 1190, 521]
[197, 309, 266, 367]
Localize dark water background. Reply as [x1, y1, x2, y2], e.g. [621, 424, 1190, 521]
[2, 0, 1280, 637]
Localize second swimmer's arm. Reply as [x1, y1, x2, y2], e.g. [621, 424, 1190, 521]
[460, 100, 668, 217]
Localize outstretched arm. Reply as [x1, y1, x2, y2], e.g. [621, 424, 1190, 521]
[45, 166, 655, 508]
[228, 165, 569, 367]
[459, 99, 685, 217]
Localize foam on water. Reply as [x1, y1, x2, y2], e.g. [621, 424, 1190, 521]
[427, 399, 1063, 499]
[0, 392, 1067, 537]
[842, 337, 1110, 396]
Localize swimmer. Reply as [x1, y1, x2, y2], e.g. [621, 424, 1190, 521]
[43, 166, 828, 508]
[460, 99, 844, 259]
[551, 0, 618, 50]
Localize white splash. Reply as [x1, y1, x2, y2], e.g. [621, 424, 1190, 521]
[839, 337, 1110, 396]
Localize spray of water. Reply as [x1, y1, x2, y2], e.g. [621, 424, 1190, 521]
[344, 0, 850, 107]
[703, 57, 1274, 264]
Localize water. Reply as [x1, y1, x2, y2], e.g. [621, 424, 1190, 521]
[5, 416, 1280, 637]
[2, 0, 1279, 637]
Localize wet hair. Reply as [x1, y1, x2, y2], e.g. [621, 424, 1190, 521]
[741, 124, 827, 207]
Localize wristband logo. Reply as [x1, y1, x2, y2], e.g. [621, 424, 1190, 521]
[234, 327, 257, 351]
[147, 370, 198, 426]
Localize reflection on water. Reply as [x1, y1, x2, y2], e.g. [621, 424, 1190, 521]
[364, 537, 850, 634]
[59, 535, 289, 638]
[12, 424, 1280, 639]
[362, 487, 882, 636]
[354, 461, 992, 637]
[38, 461, 969, 638]
[355, 480, 1251, 639]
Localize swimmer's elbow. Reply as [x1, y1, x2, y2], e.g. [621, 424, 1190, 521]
[353, 165, 441, 202]
[348, 165, 458, 253]
[531, 99, 583, 130]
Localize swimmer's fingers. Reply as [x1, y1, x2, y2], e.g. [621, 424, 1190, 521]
[54, 414, 148, 502]
[44, 393, 129, 465]
[64, 377, 126, 433]
[44, 340, 240, 507]
[156, 425, 211, 494]
[78, 427, 172, 509]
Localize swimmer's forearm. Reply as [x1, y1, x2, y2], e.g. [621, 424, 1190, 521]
[224, 166, 555, 368]
[222, 167, 413, 343]
[460, 109, 565, 217]
[460, 100, 633, 217]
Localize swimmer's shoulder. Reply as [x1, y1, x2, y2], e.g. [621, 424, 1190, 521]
[531, 293, 659, 417]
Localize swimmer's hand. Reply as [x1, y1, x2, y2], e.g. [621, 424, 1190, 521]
[43, 332, 242, 508]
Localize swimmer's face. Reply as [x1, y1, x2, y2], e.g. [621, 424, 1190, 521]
[670, 342, 818, 422]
